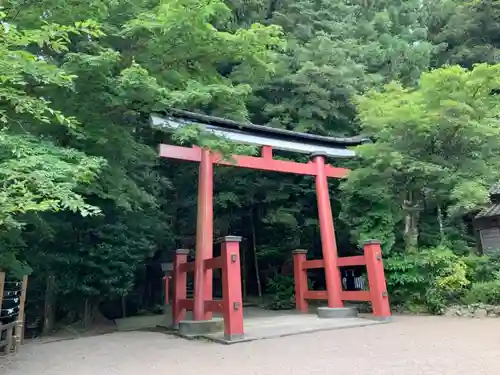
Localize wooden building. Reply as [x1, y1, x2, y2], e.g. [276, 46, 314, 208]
[474, 184, 500, 254]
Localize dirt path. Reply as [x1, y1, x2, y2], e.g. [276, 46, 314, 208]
[2, 316, 499, 375]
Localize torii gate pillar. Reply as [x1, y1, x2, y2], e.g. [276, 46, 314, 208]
[193, 148, 214, 320]
[312, 152, 343, 307]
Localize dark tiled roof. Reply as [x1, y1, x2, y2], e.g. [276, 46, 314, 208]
[490, 183, 500, 195]
[476, 203, 500, 218]
[158, 108, 371, 148]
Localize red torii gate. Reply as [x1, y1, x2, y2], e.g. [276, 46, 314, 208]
[154, 109, 390, 340]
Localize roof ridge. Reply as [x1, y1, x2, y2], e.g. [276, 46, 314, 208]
[159, 108, 371, 146]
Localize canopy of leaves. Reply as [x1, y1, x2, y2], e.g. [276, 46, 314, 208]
[2, 0, 500, 325]
[342, 63, 500, 251]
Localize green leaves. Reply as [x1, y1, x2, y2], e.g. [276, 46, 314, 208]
[0, 133, 104, 228]
[2, 0, 500, 322]
[253, 0, 435, 136]
[0, 0, 287, 312]
[171, 123, 258, 158]
[0, 14, 103, 128]
[429, 0, 500, 67]
[0, 15, 108, 231]
[121, 0, 284, 119]
[342, 63, 500, 252]
[385, 245, 470, 312]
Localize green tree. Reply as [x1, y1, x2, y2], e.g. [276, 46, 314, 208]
[342, 63, 500, 252]
[0, 13, 107, 271]
[1, 0, 287, 327]
[428, 0, 500, 68]
[4, 0, 500, 324]
[250, 0, 435, 136]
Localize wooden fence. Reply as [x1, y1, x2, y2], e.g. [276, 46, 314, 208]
[0, 272, 28, 356]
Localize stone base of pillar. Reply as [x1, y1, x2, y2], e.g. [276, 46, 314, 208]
[316, 307, 358, 319]
[370, 315, 392, 322]
[178, 318, 224, 336]
[224, 333, 245, 341]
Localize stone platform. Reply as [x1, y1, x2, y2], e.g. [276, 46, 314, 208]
[159, 306, 386, 345]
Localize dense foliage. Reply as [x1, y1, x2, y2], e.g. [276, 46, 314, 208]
[2, 0, 500, 331]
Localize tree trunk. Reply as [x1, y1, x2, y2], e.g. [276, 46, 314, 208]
[404, 210, 420, 252]
[437, 204, 445, 244]
[403, 193, 420, 252]
[250, 209, 262, 300]
[42, 275, 56, 336]
[83, 298, 92, 329]
[83, 298, 106, 328]
[121, 295, 127, 318]
[265, 0, 279, 20]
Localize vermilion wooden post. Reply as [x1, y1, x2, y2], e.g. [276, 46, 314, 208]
[312, 152, 343, 308]
[220, 236, 244, 340]
[261, 145, 273, 159]
[292, 249, 309, 313]
[194, 148, 214, 321]
[173, 249, 190, 325]
[364, 239, 391, 319]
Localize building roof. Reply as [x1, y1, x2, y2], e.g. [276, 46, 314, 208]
[475, 182, 500, 219]
[490, 183, 500, 196]
[154, 108, 371, 149]
[476, 203, 500, 219]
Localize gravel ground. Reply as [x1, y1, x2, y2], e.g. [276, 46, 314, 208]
[2, 315, 500, 375]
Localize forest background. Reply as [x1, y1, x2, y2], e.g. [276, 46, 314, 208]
[2, 0, 500, 333]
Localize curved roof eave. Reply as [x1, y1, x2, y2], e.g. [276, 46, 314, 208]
[154, 108, 371, 148]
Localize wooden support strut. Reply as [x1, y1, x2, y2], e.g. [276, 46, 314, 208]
[170, 237, 245, 339]
[364, 240, 391, 318]
[220, 236, 244, 340]
[291, 242, 391, 319]
[16, 276, 28, 346]
[0, 272, 4, 314]
[292, 250, 309, 313]
[0, 321, 16, 355]
[0, 271, 5, 355]
[173, 249, 190, 325]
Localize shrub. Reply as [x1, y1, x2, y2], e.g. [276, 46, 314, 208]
[266, 274, 296, 310]
[384, 246, 469, 313]
[464, 253, 500, 283]
[463, 279, 500, 305]
[266, 274, 315, 310]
